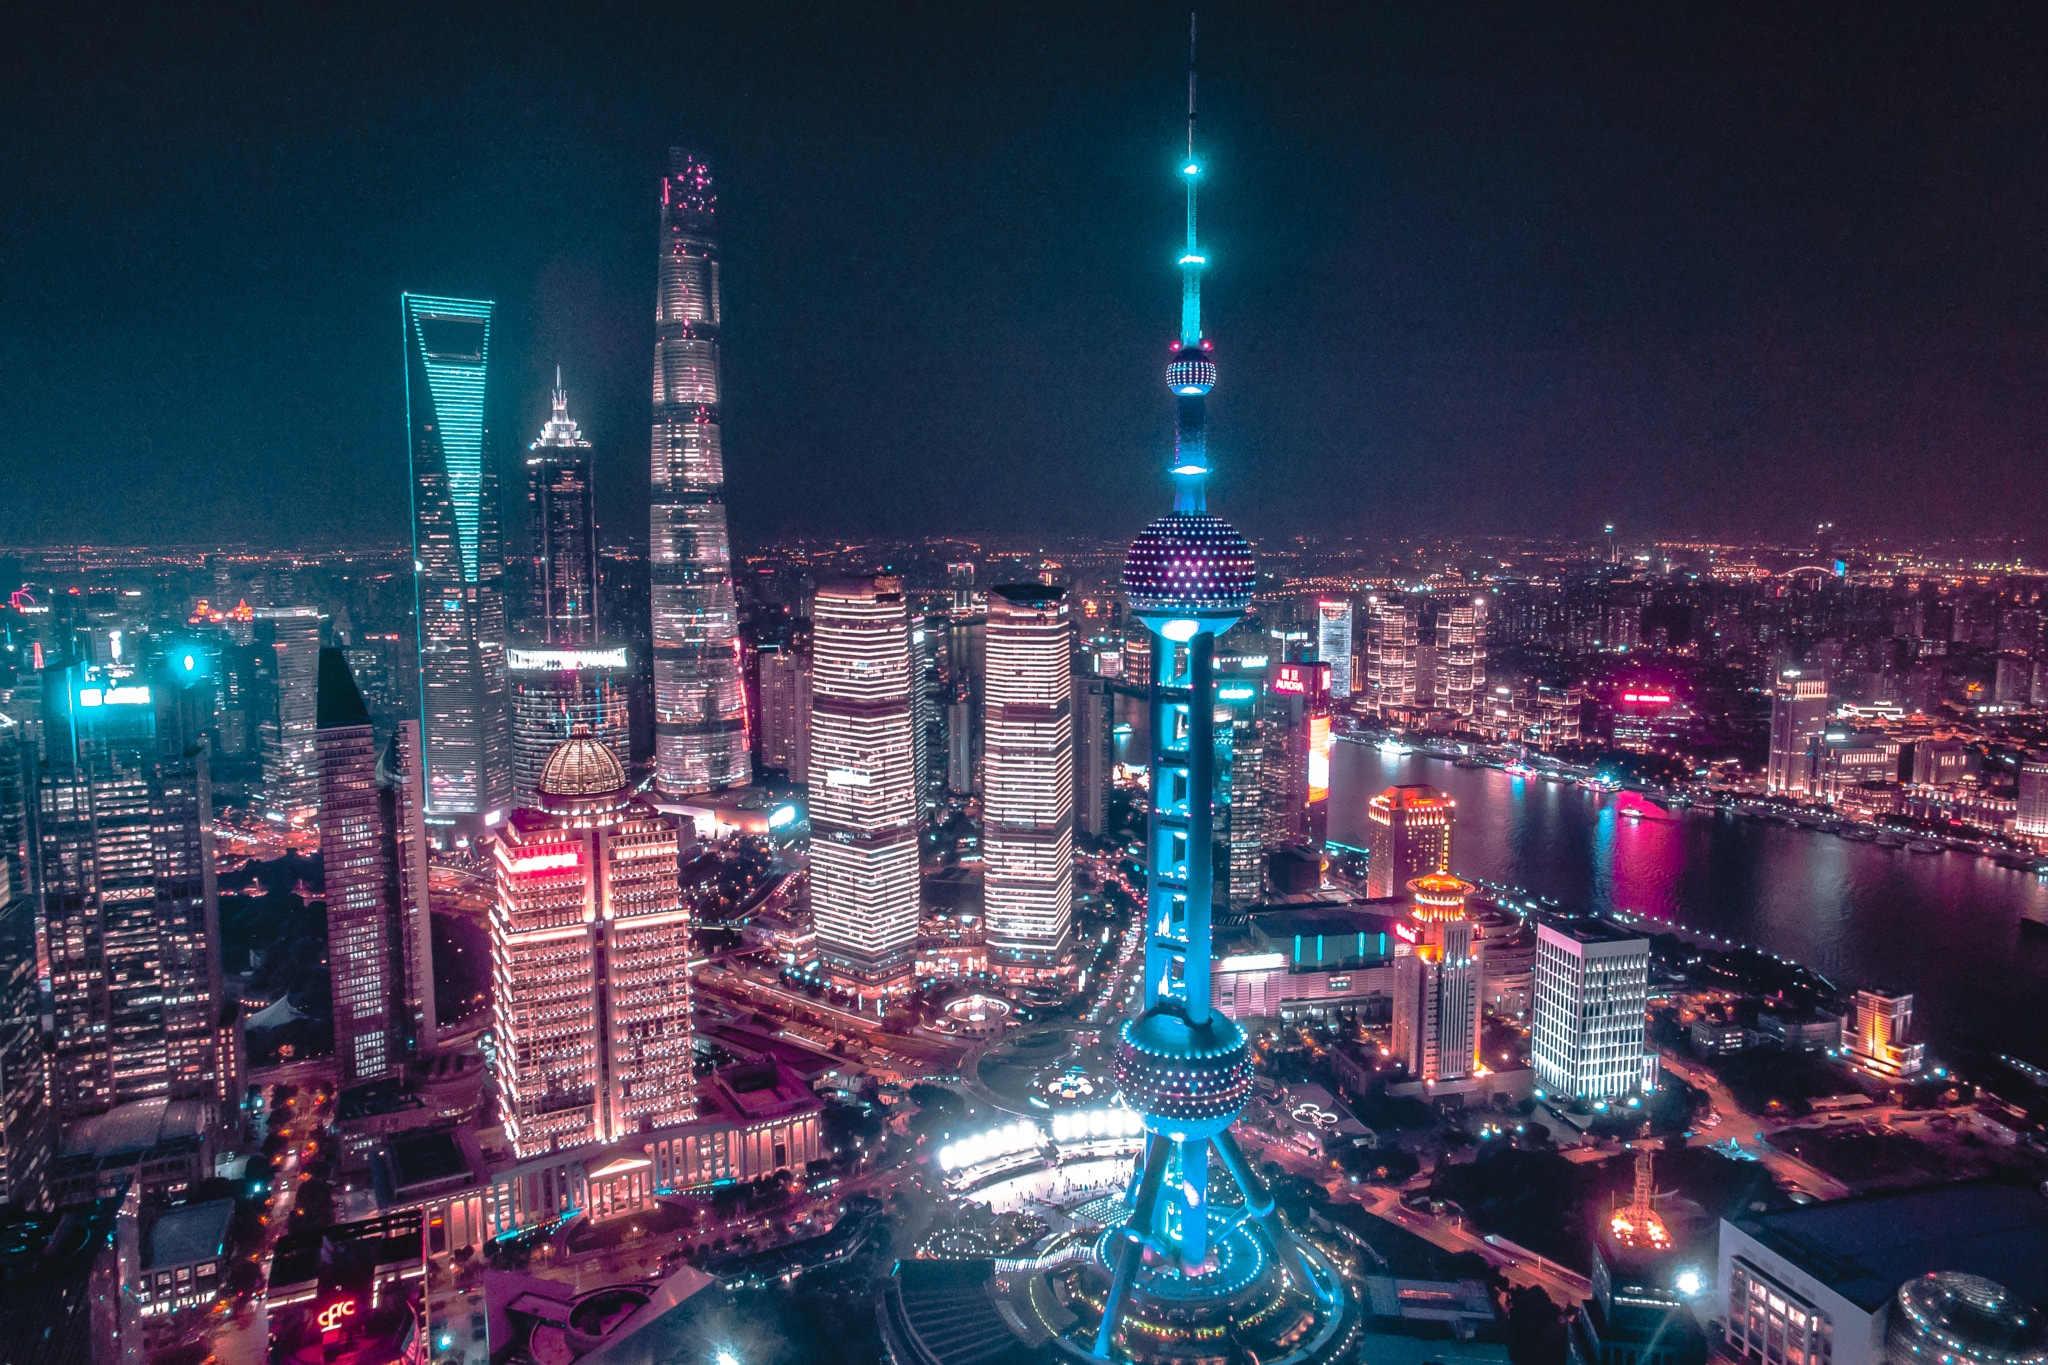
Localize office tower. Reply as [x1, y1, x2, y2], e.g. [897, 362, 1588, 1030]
[909, 617, 942, 818]
[948, 562, 976, 616]
[1531, 917, 1649, 1100]
[756, 642, 813, 781]
[492, 736, 691, 1157]
[525, 368, 599, 647]
[1365, 598, 1419, 716]
[1263, 662, 1332, 848]
[982, 586, 1074, 974]
[2017, 759, 2048, 840]
[316, 649, 425, 1084]
[1316, 599, 1353, 699]
[1217, 678, 1266, 909]
[1392, 875, 1482, 1083]
[1365, 783, 1454, 898]
[1839, 989, 1925, 1078]
[650, 149, 749, 796]
[0, 896, 46, 1208]
[1767, 670, 1830, 795]
[402, 293, 512, 821]
[1073, 675, 1114, 839]
[257, 606, 321, 817]
[1434, 598, 1487, 718]
[380, 720, 437, 1054]
[946, 694, 974, 795]
[1082, 48, 1351, 1359]
[808, 578, 920, 999]
[40, 658, 226, 1122]
[506, 646, 631, 809]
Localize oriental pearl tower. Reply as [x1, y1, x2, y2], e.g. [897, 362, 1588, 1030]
[1052, 19, 1358, 1365]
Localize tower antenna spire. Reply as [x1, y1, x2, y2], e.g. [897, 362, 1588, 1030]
[1188, 10, 1197, 160]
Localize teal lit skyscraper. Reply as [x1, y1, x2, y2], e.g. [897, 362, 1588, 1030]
[402, 293, 511, 822]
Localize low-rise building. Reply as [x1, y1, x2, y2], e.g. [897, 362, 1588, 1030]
[129, 1197, 234, 1323]
[1211, 902, 1407, 1022]
[51, 1098, 216, 1206]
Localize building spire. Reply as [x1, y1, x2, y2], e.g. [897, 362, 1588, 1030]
[531, 365, 588, 450]
[1165, 12, 1218, 513]
[1180, 12, 1204, 349]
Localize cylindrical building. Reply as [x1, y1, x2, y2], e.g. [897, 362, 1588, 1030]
[650, 149, 750, 795]
[982, 585, 1073, 975]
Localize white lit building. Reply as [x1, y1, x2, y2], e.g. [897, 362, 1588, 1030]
[1365, 598, 1419, 717]
[491, 737, 692, 1158]
[809, 577, 921, 999]
[982, 586, 1074, 975]
[1433, 598, 1487, 718]
[1392, 875, 1482, 1083]
[2015, 758, 2048, 840]
[258, 606, 322, 817]
[1531, 918, 1649, 1100]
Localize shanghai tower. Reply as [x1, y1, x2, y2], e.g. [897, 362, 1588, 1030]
[650, 149, 750, 794]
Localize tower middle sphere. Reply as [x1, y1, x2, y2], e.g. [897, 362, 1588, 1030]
[1123, 512, 1256, 635]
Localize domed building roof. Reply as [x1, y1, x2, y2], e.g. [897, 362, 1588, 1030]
[1889, 1274, 2048, 1365]
[539, 734, 628, 800]
[1123, 512, 1256, 629]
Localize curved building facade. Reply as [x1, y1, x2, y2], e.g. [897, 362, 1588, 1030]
[650, 149, 750, 795]
[982, 585, 1073, 973]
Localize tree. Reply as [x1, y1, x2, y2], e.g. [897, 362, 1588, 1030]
[1508, 1286, 1569, 1365]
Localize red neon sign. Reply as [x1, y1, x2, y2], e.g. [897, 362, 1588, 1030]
[1394, 922, 1419, 944]
[510, 850, 579, 875]
[317, 1299, 357, 1333]
[1272, 666, 1306, 695]
[1621, 692, 1672, 706]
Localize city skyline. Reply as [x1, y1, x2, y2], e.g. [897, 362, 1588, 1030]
[13, 6, 2048, 551]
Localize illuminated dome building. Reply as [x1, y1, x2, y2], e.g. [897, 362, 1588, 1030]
[1033, 24, 1356, 1365]
[1888, 1275, 2048, 1365]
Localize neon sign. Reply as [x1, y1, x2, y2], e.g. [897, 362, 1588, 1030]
[1621, 692, 1672, 705]
[509, 850, 579, 874]
[1394, 923, 1419, 944]
[1272, 667, 1305, 695]
[317, 1298, 357, 1333]
[1308, 715, 1331, 801]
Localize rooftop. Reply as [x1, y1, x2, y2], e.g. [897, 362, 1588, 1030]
[1537, 915, 1649, 948]
[1729, 1179, 2048, 1313]
[144, 1198, 234, 1270]
[59, 1097, 211, 1160]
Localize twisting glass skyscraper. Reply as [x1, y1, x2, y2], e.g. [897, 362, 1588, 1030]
[651, 149, 750, 795]
[1060, 28, 1355, 1364]
[403, 293, 512, 821]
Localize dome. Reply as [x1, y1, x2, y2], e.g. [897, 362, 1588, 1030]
[539, 735, 628, 800]
[1123, 513, 1257, 627]
[1112, 1002, 1253, 1137]
[1889, 1275, 2048, 1365]
[1166, 342, 1217, 396]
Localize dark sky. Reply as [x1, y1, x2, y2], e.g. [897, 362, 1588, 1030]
[7, 2, 2048, 550]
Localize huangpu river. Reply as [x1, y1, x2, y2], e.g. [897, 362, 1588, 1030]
[1329, 738, 2048, 1065]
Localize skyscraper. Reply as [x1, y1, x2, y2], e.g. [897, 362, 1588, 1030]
[982, 585, 1074, 974]
[650, 149, 749, 796]
[909, 616, 943, 819]
[525, 368, 599, 647]
[1365, 783, 1455, 898]
[257, 606, 321, 817]
[1768, 670, 1830, 796]
[808, 577, 920, 1000]
[1076, 38, 1352, 1358]
[756, 641, 812, 781]
[1392, 875, 1482, 1083]
[402, 293, 511, 822]
[316, 649, 433, 1084]
[1365, 597, 1419, 717]
[381, 720, 438, 1055]
[1317, 599, 1354, 699]
[1531, 917, 1649, 1101]
[40, 657, 227, 1122]
[1073, 675, 1114, 839]
[1434, 598, 1487, 718]
[492, 737, 692, 1158]
[1264, 661, 1332, 849]
[507, 646, 631, 810]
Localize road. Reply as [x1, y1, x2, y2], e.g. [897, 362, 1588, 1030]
[1657, 1053, 1851, 1200]
[208, 1089, 329, 1365]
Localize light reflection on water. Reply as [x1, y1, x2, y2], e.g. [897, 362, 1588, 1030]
[1330, 739, 2048, 1063]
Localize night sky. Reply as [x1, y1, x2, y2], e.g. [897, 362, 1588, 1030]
[7, 3, 2048, 550]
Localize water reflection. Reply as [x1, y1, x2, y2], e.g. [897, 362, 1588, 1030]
[1329, 738, 2048, 1063]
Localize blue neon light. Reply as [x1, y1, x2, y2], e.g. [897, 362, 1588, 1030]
[404, 295, 493, 584]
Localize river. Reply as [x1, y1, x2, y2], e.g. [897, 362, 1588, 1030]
[1328, 737, 2048, 1065]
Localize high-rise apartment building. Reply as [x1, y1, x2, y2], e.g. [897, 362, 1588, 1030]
[1073, 675, 1114, 839]
[1531, 918, 1649, 1100]
[402, 293, 512, 821]
[982, 586, 1074, 974]
[1317, 600, 1354, 700]
[1434, 598, 1487, 718]
[756, 642, 813, 782]
[809, 578, 921, 999]
[1364, 783, 1454, 898]
[650, 149, 749, 795]
[507, 647, 631, 809]
[1767, 671, 1830, 796]
[316, 650, 437, 1084]
[1365, 598, 1419, 716]
[492, 737, 692, 1158]
[257, 606, 321, 817]
[1392, 874, 1482, 1083]
[525, 369, 599, 647]
[40, 658, 227, 1122]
